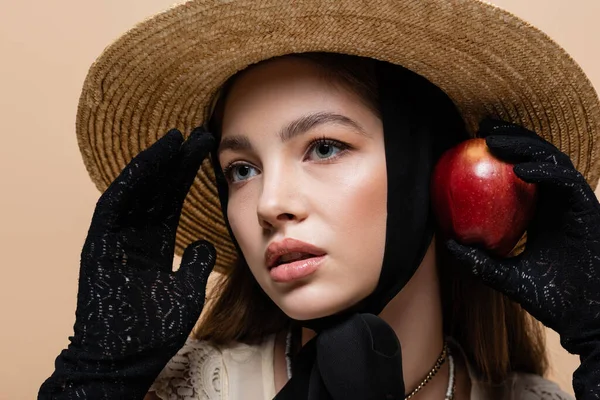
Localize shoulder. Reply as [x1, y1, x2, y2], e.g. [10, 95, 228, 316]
[448, 338, 573, 400]
[476, 372, 574, 400]
[148, 337, 226, 400]
[504, 373, 574, 400]
[148, 334, 277, 400]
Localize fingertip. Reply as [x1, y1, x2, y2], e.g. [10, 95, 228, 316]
[512, 163, 528, 178]
[483, 134, 502, 150]
[186, 240, 217, 269]
[478, 118, 540, 140]
[164, 128, 184, 145]
[139, 129, 184, 160]
[482, 135, 524, 163]
[512, 162, 553, 182]
[512, 163, 539, 183]
[477, 117, 504, 137]
[190, 125, 209, 136]
[445, 238, 466, 254]
[185, 127, 216, 154]
[190, 126, 215, 141]
[178, 240, 217, 283]
[194, 239, 217, 258]
[444, 239, 490, 267]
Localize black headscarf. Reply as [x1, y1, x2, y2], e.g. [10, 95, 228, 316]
[209, 58, 467, 399]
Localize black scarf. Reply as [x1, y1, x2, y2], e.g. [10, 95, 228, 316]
[210, 59, 466, 399]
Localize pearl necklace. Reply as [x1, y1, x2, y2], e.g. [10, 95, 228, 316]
[284, 329, 456, 400]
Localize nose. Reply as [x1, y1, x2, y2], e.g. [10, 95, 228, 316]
[257, 165, 308, 231]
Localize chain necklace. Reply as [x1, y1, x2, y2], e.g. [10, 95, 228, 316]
[405, 342, 455, 400]
[285, 328, 456, 399]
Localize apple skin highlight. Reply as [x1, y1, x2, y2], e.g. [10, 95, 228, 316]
[431, 138, 538, 257]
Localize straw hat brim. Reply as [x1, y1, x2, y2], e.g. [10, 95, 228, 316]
[76, 0, 600, 273]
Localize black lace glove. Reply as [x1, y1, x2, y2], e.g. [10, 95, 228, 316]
[38, 127, 217, 399]
[445, 118, 600, 399]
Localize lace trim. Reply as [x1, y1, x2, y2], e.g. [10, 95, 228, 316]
[149, 338, 223, 400]
[148, 336, 574, 400]
[506, 373, 574, 400]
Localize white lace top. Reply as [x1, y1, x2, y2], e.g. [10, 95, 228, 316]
[148, 335, 574, 400]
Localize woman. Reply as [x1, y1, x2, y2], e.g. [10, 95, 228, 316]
[38, 1, 600, 399]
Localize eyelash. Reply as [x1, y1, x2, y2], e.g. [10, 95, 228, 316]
[222, 136, 351, 184]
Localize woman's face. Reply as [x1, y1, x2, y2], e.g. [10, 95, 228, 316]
[218, 57, 387, 320]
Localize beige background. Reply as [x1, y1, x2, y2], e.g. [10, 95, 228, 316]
[1, 1, 599, 398]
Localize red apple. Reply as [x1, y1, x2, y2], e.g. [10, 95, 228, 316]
[431, 138, 538, 257]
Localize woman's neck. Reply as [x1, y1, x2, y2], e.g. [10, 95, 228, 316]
[300, 239, 461, 398]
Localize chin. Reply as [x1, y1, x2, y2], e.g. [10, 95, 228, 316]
[271, 283, 363, 321]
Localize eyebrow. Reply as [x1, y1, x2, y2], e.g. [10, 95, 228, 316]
[218, 112, 370, 155]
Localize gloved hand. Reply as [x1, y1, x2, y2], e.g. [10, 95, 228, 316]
[38, 127, 217, 399]
[445, 118, 600, 399]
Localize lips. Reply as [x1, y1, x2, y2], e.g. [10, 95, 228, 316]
[265, 238, 326, 269]
[278, 252, 314, 264]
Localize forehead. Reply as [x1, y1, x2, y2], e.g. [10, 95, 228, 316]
[220, 57, 374, 133]
[224, 57, 339, 108]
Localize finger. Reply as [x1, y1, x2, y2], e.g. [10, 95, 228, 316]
[477, 118, 540, 140]
[485, 134, 573, 167]
[172, 126, 216, 204]
[445, 239, 522, 298]
[94, 129, 184, 225]
[176, 240, 217, 297]
[110, 129, 183, 192]
[514, 162, 598, 213]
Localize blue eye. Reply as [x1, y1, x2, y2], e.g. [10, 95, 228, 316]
[224, 163, 259, 183]
[223, 138, 350, 185]
[307, 139, 347, 160]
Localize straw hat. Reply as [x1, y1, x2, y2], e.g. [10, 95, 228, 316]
[76, 0, 600, 274]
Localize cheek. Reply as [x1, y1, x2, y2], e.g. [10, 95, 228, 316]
[317, 154, 388, 273]
[226, 189, 261, 263]
[329, 173, 386, 233]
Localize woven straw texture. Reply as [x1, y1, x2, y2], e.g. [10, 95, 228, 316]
[76, 0, 600, 273]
